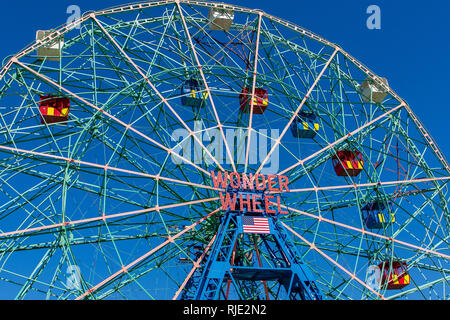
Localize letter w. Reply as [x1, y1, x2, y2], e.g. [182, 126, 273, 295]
[211, 171, 228, 188]
[219, 192, 237, 211]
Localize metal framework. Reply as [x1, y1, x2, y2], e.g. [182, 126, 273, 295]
[0, 0, 448, 300]
[186, 186, 323, 300]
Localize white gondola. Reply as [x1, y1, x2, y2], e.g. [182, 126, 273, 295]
[36, 30, 64, 61]
[359, 77, 388, 103]
[208, 8, 234, 31]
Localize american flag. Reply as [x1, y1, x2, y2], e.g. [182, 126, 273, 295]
[242, 216, 271, 234]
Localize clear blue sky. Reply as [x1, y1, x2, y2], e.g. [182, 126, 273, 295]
[1, 0, 449, 161]
[0, 1, 447, 300]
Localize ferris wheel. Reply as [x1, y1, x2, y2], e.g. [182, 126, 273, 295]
[0, 0, 448, 300]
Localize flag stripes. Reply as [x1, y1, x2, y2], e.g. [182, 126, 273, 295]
[242, 216, 271, 234]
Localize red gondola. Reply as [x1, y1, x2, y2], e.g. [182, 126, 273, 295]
[332, 150, 364, 177]
[239, 87, 268, 114]
[378, 261, 410, 290]
[39, 95, 70, 124]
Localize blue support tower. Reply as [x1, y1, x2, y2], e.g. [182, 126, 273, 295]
[182, 186, 323, 300]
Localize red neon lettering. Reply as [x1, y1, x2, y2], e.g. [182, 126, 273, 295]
[211, 171, 228, 188]
[219, 192, 237, 211]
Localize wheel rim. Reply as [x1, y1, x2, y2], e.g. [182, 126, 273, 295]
[0, 0, 448, 300]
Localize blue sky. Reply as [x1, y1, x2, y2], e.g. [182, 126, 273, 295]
[0, 0, 447, 300]
[1, 0, 449, 160]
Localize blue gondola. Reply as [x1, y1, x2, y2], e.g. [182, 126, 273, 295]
[361, 201, 394, 229]
[181, 78, 208, 108]
[290, 111, 319, 138]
